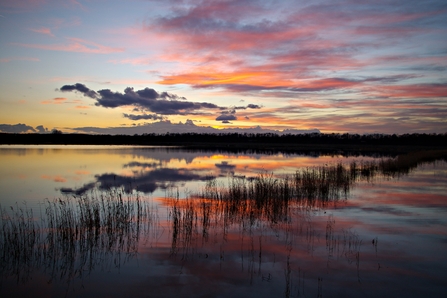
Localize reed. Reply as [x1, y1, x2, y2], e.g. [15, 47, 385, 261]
[0, 203, 42, 283]
[168, 151, 447, 250]
[197, 162, 354, 225]
[0, 188, 154, 283]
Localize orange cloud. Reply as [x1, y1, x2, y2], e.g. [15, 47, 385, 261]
[159, 68, 360, 93]
[74, 170, 90, 175]
[41, 97, 67, 104]
[41, 174, 67, 183]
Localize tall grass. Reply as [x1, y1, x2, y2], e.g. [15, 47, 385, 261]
[0, 188, 155, 283]
[171, 150, 447, 240]
[0, 204, 41, 283]
[194, 162, 354, 228]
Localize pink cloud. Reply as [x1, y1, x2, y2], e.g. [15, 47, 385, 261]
[12, 37, 124, 54]
[373, 84, 447, 99]
[145, 0, 444, 99]
[108, 57, 153, 65]
[29, 27, 54, 37]
[298, 102, 333, 109]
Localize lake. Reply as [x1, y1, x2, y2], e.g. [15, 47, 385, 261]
[1, 145, 446, 297]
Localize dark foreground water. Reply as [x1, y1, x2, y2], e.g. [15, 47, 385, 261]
[1, 146, 446, 297]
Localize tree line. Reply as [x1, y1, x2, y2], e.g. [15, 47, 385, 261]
[1, 132, 446, 148]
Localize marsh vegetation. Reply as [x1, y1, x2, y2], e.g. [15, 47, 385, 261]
[0, 188, 156, 285]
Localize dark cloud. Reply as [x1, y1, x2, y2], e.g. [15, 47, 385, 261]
[60, 83, 222, 115]
[158, 91, 187, 100]
[216, 114, 237, 121]
[146, 99, 220, 115]
[60, 83, 98, 99]
[123, 113, 166, 121]
[35, 125, 49, 133]
[0, 123, 36, 133]
[233, 104, 261, 110]
[222, 109, 236, 114]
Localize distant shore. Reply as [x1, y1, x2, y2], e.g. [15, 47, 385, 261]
[2, 132, 446, 155]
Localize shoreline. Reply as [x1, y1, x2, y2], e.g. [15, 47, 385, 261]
[1, 132, 446, 155]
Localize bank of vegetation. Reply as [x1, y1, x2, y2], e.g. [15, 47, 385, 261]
[1, 132, 446, 153]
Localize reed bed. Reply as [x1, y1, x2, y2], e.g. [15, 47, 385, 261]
[0, 188, 155, 283]
[183, 150, 447, 231]
[195, 163, 354, 227]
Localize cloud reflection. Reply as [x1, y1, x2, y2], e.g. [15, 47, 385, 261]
[60, 168, 214, 195]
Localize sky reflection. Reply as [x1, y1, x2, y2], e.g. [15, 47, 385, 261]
[0, 145, 369, 206]
[1, 146, 446, 297]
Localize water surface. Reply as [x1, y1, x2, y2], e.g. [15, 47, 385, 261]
[1, 145, 446, 297]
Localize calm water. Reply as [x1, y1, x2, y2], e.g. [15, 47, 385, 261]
[1, 145, 446, 297]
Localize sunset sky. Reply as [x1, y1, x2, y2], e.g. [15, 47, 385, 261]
[1, 0, 446, 134]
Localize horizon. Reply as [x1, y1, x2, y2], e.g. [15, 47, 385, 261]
[1, 0, 446, 135]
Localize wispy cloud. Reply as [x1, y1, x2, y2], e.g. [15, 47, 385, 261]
[146, 0, 447, 103]
[0, 0, 46, 10]
[108, 57, 153, 65]
[123, 113, 166, 121]
[29, 27, 54, 37]
[12, 37, 124, 54]
[0, 57, 40, 63]
[41, 97, 67, 104]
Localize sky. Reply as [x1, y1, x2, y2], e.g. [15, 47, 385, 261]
[0, 0, 446, 135]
